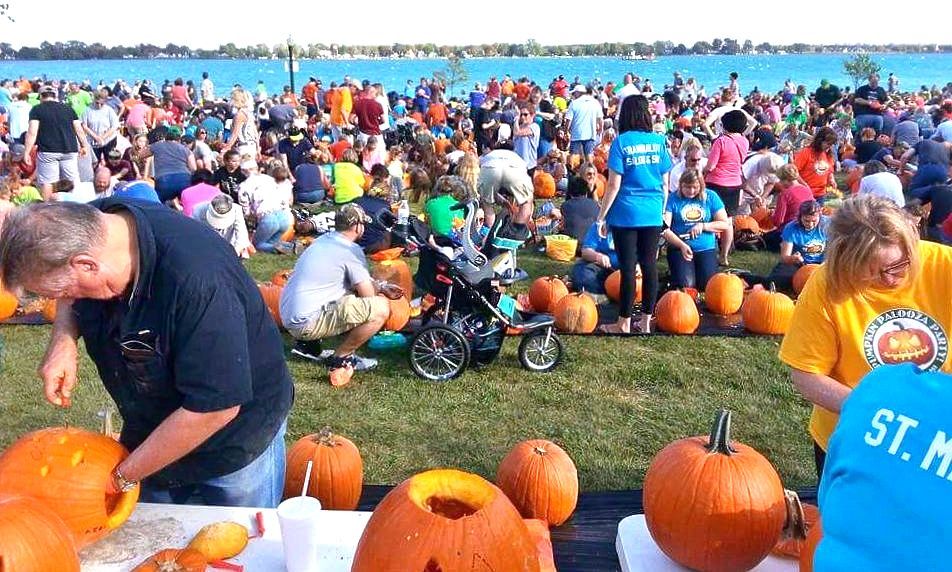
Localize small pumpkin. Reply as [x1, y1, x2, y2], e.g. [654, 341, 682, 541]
[554, 292, 599, 334]
[742, 283, 795, 335]
[792, 264, 820, 295]
[655, 290, 700, 334]
[773, 496, 819, 559]
[0, 427, 140, 548]
[187, 521, 249, 561]
[372, 259, 413, 300]
[0, 494, 80, 572]
[529, 276, 569, 313]
[496, 439, 579, 526]
[351, 468, 541, 572]
[284, 427, 363, 510]
[0, 288, 17, 320]
[604, 268, 642, 304]
[271, 268, 293, 286]
[132, 548, 207, 572]
[258, 283, 284, 327]
[533, 171, 556, 199]
[383, 295, 410, 332]
[704, 272, 745, 315]
[643, 410, 787, 572]
[799, 518, 823, 572]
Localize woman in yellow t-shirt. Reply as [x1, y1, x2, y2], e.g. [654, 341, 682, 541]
[332, 149, 366, 205]
[779, 196, 952, 479]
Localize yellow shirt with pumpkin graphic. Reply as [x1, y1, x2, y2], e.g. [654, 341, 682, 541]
[779, 241, 952, 450]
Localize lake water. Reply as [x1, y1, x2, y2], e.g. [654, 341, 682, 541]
[1, 54, 949, 97]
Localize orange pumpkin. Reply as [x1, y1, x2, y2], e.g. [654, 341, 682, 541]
[750, 206, 776, 232]
[372, 259, 413, 300]
[553, 292, 599, 334]
[742, 283, 795, 335]
[132, 549, 207, 572]
[284, 427, 363, 510]
[0, 494, 80, 572]
[529, 276, 568, 313]
[351, 469, 541, 572]
[877, 322, 935, 367]
[733, 215, 762, 234]
[0, 288, 17, 320]
[383, 295, 410, 332]
[773, 500, 819, 559]
[41, 298, 58, 323]
[792, 264, 820, 295]
[369, 247, 404, 262]
[655, 290, 700, 334]
[799, 518, 823, 572]
[258, 283, 284, 327]
[279, 226, 296, 243]
[533, 171, 556, 199]
[704, 272, 745, 315]
[525, 518, 557, 572]
[604, 269, 642, 304]
[496, 439, 579, 526]
[0, 427, 140, 548]
[271, 268, 293, 286]
[644, 410, 787, 572]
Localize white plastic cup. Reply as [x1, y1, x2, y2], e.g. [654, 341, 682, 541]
[277, 495, 323, 572]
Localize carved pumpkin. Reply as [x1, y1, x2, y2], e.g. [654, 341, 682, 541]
[383, 295, 411, 332]
[0, 288, 17, 320]
[773, 499, 819, 559]
[792, 264, 820, 295]
[644, 410, 787, 572]
[372, 259, 413, 300]
[0, 494, 80, 572]
[258, 283, 284, 327]
[742, 284, 795, 335]
[351, 468, 541, 572]
[704, 272, 745, 315]
[0, 427, 140, 548]
[525, 518, 557, 572]
[131, 549, 207, 572]
[604, 268, 642, 304]
[799, 518, 823, 572]
[655, 290, 700, 334]
[496, 439, 579, 526]
[271, 268, 293, 286]
[529, 276, 568, 313]
[877, 322, 935, 366]
[284, 427, 363, 510]
[533, 171, 556, 199]
[553, 292, 599, 334]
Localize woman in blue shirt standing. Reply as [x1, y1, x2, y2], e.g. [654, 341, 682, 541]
[662, 169, 730, 290]
[596, 95, 673, 333]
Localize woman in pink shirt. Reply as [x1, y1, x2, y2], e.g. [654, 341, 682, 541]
[765, 163, 815, 248]
[170, 78, 192, 112]
[703, 109, 749, 264]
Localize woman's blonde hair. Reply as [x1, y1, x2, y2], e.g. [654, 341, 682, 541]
[776, 163, 800, 183]
[455, 153, 479, 201]
[825, 195, 920, 300]
[677, 168, 706, 201]
[230, 88, 250, 110]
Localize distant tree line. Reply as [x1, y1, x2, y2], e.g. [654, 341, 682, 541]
[1, 39, 951, 61]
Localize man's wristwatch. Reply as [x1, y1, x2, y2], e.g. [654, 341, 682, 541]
[112, 467, 138, 493]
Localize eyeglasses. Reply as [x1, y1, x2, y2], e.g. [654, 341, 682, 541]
[879, 256, 911, 280]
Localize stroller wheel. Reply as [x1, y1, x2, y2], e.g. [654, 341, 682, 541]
[409, 323, 471, 381]
[518, 329, 563, 373]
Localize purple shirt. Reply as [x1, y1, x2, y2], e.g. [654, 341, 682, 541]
[180, 183, 221, 217]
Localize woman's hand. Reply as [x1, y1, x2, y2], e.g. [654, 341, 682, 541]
[680, 243, 694, 261]
[596, 219, 608, 239]
[689, 222, 705, 239]
[597, 253, 612, 268]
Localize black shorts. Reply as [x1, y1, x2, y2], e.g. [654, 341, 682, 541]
[706, 182, 742, 217]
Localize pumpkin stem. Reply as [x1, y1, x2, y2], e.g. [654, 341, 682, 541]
[317, 426, 335, 446]
[893, 321, 906, 331]
[781, 489, 807, 541]
[98, 408, 114, 437]
[706, 409, 736, 455]
[533, 446, 548, 456]
[768, 282, 778, 293]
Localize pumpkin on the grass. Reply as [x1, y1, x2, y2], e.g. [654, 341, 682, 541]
[0, 288, 17, 320]
[704, 272, 745, 315]
[372, 259, 413, 299]
[270, 268, 293, 286]
[284, 427, 363, 510]
[554, 292, 599, 334]
[643, 409, 788, 572]
[351, 468, 541, 572]
[0, 494, 80, 572]
[0, 427, 140, 548]
[742, 283, 795, 335]
[258, 283, 284, 327]
[604, 268, 642, 304]
[496, 439, 579, 526]
[529, 276, 568, 313]
[383, 295, 410, 332]
[131, 548, 206, 572]
[792, 264, 820, 295]
[654, 290, 700, 334]
[533, 171, 556, 199]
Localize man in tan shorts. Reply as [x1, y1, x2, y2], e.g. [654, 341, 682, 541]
[477, 146, 534, 237]
[279, 204, 404, 385]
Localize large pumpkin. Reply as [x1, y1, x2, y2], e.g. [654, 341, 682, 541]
[751, 206, 775, 232]
[284, 427, 363, 510]
[742, 284, 795, 335]
[655, 290, 700, 334]
[496, 439, 579, 526]
[533, 171, 556, 199]
[132, 549, 206, 572]
[271, 268, 293, 286]
[258, 283, 284, 327]
[0, 288, 17, 320]
[0, 427, 140, 548]
[0, 494, 80, 572]
[643, 410, 787, 572]
[351, 468, 541, 572]
[529, 276, 568, 313]
[372, 259, 413, 300]
[799, 518, 823, 572]
[604, 268, 642, 304]
[704, 272, 745, 315]
[553, 292, 599, 334]
[383, 295, 410, 332]
[792, 264, 820, 295]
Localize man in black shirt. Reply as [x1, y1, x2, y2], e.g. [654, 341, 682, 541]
[853, 73, 888, 135]
[813, 79, 842, 127]
[22, 85, 90, 200]
[0, 200, 294, 507]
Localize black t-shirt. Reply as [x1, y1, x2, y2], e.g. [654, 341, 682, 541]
[925, 183, 952, 227]
[561, 197, 600, 241]
[215, 167, 247, 203]
[355, 195, 391, 249]
[855, 140, 883, 164]
[814, 84, 842, 108]
[854, 84, 887, 116]
[538, 99, 558, 141]
[277, 138, 314, 172]
[28, 101, 79, 153]
[915, 139, 950, 166]
[73, 198, 294, 488]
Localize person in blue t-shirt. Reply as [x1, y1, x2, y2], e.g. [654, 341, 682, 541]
[595, 95, 673, 334]
[662, 169, 730, 290]
[570, 221, 619, 294]
[813, 365, 952, 571]
[763, 200, 829, 292]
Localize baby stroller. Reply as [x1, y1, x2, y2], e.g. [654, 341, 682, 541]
[405, 198, 564, 381]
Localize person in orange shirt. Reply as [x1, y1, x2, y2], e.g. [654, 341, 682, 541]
[501, 75, 515, 98]
[328, 83, 353, 141]
[280, 85, 299, 107]
[426, 97, 448, 129]
[513, 77, 531, 101]
[793, 126, 837, 199]
[301, 77, 319, 117]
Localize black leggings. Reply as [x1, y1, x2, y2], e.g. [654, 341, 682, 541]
[814, 441, 826, 483]
[610, 225, 662, 317]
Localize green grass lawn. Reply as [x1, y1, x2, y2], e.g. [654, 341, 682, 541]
[0, 247, 819, 491]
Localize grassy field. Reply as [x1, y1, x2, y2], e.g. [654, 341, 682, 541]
[0, 247, 819, 491]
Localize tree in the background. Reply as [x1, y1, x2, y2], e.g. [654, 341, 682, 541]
[742, 40, 754, 54]
[434, 53, 469, 98]
[843, 53, 882, 88]
[712, 38, 723, 53]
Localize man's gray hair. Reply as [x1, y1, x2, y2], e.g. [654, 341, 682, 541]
[0, 202, 106, 291]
